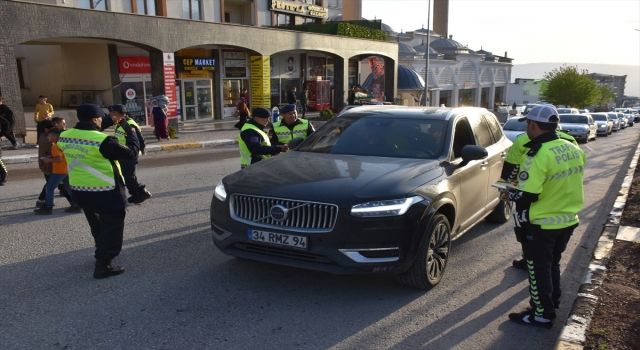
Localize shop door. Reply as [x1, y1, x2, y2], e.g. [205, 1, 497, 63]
[182, 81, 197, 121]
[196, 80, 213, 119]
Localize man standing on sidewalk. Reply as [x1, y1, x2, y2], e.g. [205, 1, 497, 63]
[0, 96, 20, 149]
[502, 104, 586, 329]
[35, 95, 54, 142]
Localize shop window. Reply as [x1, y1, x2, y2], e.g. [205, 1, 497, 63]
[182, 0, 202, 20]
[275, 13, 292, 26]
[224, 12, 230, 22]
[16, 59, 26, 89]
[78, 0, 107, 10]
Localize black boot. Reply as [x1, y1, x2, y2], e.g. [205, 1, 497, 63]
[128, 188, 152, 204]
[512, 259, 528, 271]
[94, 260, 125, 279]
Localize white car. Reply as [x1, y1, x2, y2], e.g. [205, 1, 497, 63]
[558, 114, 597, 143]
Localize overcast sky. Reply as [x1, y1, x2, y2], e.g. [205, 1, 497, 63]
[362, 0, 640, 66]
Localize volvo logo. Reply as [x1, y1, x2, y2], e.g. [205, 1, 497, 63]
[270, 205, 289, 222]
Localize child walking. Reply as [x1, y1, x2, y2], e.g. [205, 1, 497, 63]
[34, 128, 82, 215]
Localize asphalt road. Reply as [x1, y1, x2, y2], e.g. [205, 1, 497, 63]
[0, 129, 638, 349]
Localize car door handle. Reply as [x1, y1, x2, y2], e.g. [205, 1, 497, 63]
[480, 161, 489, 168]
[500, 152, 507, 159]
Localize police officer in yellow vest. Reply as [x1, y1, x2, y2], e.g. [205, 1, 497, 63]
[502, 104, 586, 328]
[270, 104, 314, 146]
[58, 104, 140, 279]
[501, 124, 578, 271]
[106, 105, 152, 204]
[239, 108, 289, 169]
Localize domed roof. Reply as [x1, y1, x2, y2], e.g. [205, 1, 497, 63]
[381, 22, 396, 34]
[362, 65, 425, 91]
[413, 43, 439, 55]
[399, 43, 418, 54]
[326, 14, 368, 22]
[477, 49, 495, 60]
[430, 37, 467, 50]
[415, 25, 437, 35]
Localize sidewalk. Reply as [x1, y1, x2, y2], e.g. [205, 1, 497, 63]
[1, 112, 323, 165]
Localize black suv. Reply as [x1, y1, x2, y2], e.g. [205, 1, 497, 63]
[211, 107, 513, 289]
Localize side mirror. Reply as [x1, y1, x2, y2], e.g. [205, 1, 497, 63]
[287, 137, 305, 150]
[459, 145, 488, 167]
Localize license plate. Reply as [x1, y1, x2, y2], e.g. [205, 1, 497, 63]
[247, 229, 308, 250]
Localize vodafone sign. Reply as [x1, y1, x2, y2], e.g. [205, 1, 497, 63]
[119, 56, 151, 74]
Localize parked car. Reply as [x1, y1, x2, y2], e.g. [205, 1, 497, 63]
[609, 112, 626, 130]
[557, 108, 579, 114]
[523, 103, 539, 115]
[210, 107, 513, 289]
[578, 109, 590, 114]
[502, 117, 527, 142]
[590, 113, 613, 136]
[607, 112, 622, 131]
[619, 112, 633, 127]
[558, 114, 597, 143]
[625, 112, 638, 124]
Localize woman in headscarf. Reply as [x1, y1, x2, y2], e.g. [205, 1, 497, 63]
[150, 95, 170, 141]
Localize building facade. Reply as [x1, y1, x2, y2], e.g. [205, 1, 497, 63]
[588, 73, 627, 107]
[507, 78, 545, 106]
[0, 0, 397, 136]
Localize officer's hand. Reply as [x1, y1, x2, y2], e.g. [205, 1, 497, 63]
[280, 144, 289, 152]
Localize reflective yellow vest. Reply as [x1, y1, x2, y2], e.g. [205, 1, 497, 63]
[58, 128, 122, 191]
[273, 119, 309, 144]
[238, 123, 271, 167]
[516, 139, 586, 229]
[114, 118, 140, 145]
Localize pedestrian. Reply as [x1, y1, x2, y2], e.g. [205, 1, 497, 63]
[58, 104, 140, 279]
[501, 125, 578, 271]
[0, 116, 9, 185]
[270, 104, 314, 147]
[0, 96, 20, 149]
[233, 97, 250, 130]
[34, 95, 54, 142]
[34, 128, 82, 215]
[300, 87, 309, 118]
[240, 88, 250, 109]
[501, 104, 586, 329]
[238, 108, 288, 169]
[107, 104, 152, 204]
[348, 86, 356, 106]
[150, 95, 170, 141]
[36, 117, 72, 207]
[287, 87, 297, 105]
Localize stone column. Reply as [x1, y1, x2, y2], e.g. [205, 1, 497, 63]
[452, 84, 459, 107]
[474, 85, 482, 107]
[0, 44, 25, 137]
[107, 44, 121, 106]
[489, 83, 496, 110]
[212, 48, 223, 120]
[433, 89, 440, 107]
[333, 56, 346, 108]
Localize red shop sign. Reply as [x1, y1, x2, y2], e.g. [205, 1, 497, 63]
[118, 56, 151, 74]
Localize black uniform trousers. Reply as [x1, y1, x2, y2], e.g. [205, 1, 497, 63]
[83, 209, 126, 262]
[522, 223, 577, 318]
[120, 158, 144, 195]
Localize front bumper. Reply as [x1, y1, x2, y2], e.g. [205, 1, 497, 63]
[210, 197, 428, 274]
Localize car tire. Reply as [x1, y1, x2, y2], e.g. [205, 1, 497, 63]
[397, 213, 451, 290]
[486, 199, 512, 223]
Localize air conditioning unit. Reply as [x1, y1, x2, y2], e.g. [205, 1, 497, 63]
[83, 94, 93, 104]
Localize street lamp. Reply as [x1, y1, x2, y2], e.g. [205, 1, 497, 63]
[423, 0, 431, 106]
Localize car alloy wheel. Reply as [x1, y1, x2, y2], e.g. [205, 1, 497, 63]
[397, 214, 451, 289]
[486, 199, 512, 223]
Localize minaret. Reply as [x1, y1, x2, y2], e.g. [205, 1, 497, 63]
[433, 0, 448, 38]
[342, 0, 362, 21]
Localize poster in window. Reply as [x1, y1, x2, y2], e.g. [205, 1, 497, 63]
[368, 56, 385, 100]
[224, 51, 246, 78]
[309, 56, 325, 78]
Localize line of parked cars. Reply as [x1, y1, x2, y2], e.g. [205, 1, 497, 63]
[502, 104, 640, 143]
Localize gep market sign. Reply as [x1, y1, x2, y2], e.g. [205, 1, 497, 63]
[118, 57, 151, 74]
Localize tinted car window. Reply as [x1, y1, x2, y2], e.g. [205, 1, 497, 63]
[592, 114, 608, 121]
[559, 115, 588, 124]
[483, 114, 504, 143]
[503, 118, 527, 131]
[298, 116, 446, 159]
[468, 114, 493, 147]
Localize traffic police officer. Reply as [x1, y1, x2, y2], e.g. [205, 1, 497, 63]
[58, 104, 140, 279]
[502, 104, 586, 328]
[501, 123, 578, 270]
[270, 104, 314, 147]
[106, 104, 152, 204]
[239, 108, 288, 169]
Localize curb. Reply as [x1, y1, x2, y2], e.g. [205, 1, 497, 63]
[2, 139, 238, 164]
[554, 140, 640, 349]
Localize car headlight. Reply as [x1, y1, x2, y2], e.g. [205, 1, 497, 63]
[599, 124, 606, 128]
[351, 196, 425, 217]
[214, 181, 227, 201]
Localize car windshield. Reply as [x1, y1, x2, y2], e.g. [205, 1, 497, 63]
[559, 115, 588, 124]
[297, 116, 445, 159]
[609, 114, 618, 120]
[503, 118, 527, 131]
[592, 114, 608, 121]
[557, 109, 572, 114]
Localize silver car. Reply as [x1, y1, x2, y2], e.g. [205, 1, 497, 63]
[502, 117, 527, 142]
[590, 113, 613, 136]
[558, 114, 597, 143]
[607, 112, 622, 131]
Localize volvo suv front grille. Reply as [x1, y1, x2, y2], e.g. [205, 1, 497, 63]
[230, 194, 338, 232]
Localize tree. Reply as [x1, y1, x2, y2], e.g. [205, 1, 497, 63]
[539, 64, 600, 108]
[596, 85, 616, 106]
